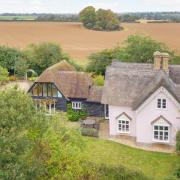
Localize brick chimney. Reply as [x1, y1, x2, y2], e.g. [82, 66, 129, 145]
[153, 51, 170, 72]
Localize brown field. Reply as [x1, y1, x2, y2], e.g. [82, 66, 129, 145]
[0, 22, 180, 64]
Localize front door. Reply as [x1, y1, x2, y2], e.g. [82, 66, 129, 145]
[105, 104, 109, 119]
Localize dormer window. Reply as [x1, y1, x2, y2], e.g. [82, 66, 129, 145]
[157, 99, 166, 109]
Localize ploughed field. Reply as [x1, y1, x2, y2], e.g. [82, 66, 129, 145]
[0, 22, 180, 64]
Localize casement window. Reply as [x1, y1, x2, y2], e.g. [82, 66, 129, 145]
[118, 119, 130, 133]
[72, 101, 82, 110]
[116, 113, 131, 134]
[152, 116, 171, 143]
[153, 125, 169, 142]
[157, 99, 166, 109]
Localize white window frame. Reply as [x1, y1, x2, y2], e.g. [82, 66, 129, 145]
[157, 98, 167, 109]
[153, 124, 170, 143]
[72, 101, 82, 110]
[118, 119, 130, 134]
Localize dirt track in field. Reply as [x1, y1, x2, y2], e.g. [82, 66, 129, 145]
[0, 22, 180, 64]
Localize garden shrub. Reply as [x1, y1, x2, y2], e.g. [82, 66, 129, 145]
[176, 131, 180, 154]
[174, 164, 180, 179]
[67, 103, 87, 122]
[81, 128, 99, 137]
[92, 74, 104, 86]
[81, 162, 150, 180]
[0, 66, 8, 85]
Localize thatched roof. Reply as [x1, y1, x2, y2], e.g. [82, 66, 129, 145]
[47, 60, 76, 71]
[36, 68, 93, 99]
[102, 61, 180, 109]
[87, 86, 103, 103]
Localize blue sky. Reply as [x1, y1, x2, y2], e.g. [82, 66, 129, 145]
[0, 0, 179, 13]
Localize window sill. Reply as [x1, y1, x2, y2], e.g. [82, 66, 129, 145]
[152, 139, 170, 144]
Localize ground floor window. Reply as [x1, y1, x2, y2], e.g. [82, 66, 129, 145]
[34, 99, 56, 115]
[72, 101, 82, 110]
[153, 125, 169, 142]
[118, 119, 130, 133]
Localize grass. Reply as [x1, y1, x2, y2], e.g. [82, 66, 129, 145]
[83, 137, 180, 180]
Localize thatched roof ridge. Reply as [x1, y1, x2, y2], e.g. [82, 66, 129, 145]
[47, 60, 76, 71]
[102, 61, 180, 108]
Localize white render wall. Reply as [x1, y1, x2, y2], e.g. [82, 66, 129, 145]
[108, 87, 180, 145]
[109, 106, 136, 137]
[136, 90, 180, 145]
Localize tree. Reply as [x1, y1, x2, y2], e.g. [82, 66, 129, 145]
[0, 88, 87, 179]
[87, 49, 114, 75]
[79, 6, 120, 31]
[79, 6, 96, 29]
[95, 9, 120, 31]
[0, 66, 8, 84]
[24, 42, 69, 75]
[114, 34, 170, 63]
[0, 46, 22, 74]
[14, 58, 28, 78]
[87, 35, 178, 75]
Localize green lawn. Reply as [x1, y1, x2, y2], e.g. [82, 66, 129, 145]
[83, 137, 180, 180]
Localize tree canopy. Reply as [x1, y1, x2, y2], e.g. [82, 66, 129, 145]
[87, 34, 180, 75]
[79, 6, 120, 31]
[0, 88, 87, 179]
[0, 46, 22, 74]
[0, 66, 8, 84]
[24, 42, 69, 75]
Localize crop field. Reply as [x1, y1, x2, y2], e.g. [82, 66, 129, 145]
[0, 22, 180, 64]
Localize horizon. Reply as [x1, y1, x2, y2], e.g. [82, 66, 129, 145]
[0, 0, 180, 14]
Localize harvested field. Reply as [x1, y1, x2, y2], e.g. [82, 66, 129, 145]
[0, 22, 180, 64]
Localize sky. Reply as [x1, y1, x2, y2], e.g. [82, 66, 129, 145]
[0, 0, 180, 13]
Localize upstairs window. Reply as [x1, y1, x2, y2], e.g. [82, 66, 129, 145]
[157, 99, 166, 109]
[31, 83, 62, 98]
[72, 101, 82, 110]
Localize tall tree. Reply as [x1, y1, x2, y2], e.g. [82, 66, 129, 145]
[79, 6, 120, 31]
[79, 6, 96, 29]
[87, 35, 180, 75]
[95, 9, 120, 31]
[0, 89, 87, 179]
[24, 42, 69, 75]
[0, 46, 22, 73]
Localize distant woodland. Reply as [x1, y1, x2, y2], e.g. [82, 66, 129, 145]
[0, 12, 180, 22]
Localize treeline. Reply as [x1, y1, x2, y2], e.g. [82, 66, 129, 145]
[1, 12, 180, 22]
[0, 42, 81, 82]
[120, 12, 180, 22]
[86, 35, 180, 75]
